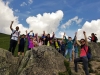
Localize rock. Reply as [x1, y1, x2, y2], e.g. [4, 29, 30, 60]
[89, 42, 100, 61]
[17, 45, 66, 75]
[0, 42, 100, 75]
[0, 46, 67, 75]
[0, 48, 20, 75]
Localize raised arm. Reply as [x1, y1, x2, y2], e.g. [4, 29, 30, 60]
[10, 21, 14, 31]
[75, 32, 81, 46]
[51, 32, 55, 39]
[83, 31, 88, 45]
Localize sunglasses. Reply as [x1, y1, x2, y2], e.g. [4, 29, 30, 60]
[80, 41, 85, 44]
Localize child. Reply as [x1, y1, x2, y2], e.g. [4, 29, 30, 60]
[18, 34, 26, 56]
[38, 38, 43, 46]
[26, 30, 34, 50]
[63, 32, 76, 62]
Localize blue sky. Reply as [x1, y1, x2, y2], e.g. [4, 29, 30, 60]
[1, 0, 100, 39]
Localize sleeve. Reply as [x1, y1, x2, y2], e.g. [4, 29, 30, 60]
[73, 35, 76, 43]
[12, 29, 15, 33]
[32, 33, 34, 37]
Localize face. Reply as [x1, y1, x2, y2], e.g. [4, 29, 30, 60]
[80, 39, 85, 45]
[21, 35, 25, 38]
[68, 37, 72, 41]
[16, 26, 19, 31]
[47, 34, 50, 37]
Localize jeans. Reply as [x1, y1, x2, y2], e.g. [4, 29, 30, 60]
[65, 48, 72, 61]
[74, 57, 89, 75]
[74, 52, 78, 58]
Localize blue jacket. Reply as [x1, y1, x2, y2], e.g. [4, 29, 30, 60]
[64, 36, 76, 49]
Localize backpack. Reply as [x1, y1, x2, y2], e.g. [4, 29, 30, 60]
[10, 31, 19, 39]
[94, 36, 98, 42]
[83, 46, 92, 60]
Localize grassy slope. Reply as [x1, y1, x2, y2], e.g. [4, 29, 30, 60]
[0, 33, 27, 56]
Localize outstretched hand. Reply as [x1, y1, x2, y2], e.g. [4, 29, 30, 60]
[83, 31, 86, 34]
[64, 32, 66, 36]
[75, 32, 77, 35]
[11, 21, 14, 24]
[30, 30, 33, 32]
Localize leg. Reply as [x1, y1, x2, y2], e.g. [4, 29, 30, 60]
[12, 41, 17, 55]
[21, 45, 25, 56]
[18, 45, 21, 56]
[74, 57, 82, 72]
[69, 49, 72, 61]
[9, 40, 13, 52]
[65, 49, 68, 57]
[72, 50, 74, 61]
[82, 57, 89, 75]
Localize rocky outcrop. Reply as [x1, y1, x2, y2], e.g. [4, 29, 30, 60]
[0, 42, 100, 75]
[70, 42, 100, 75]
[0, 46, 66, 75]
[89, 42, 100, 61]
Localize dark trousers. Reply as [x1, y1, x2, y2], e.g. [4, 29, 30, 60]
[9, 40, 17, 55]
[74, 57, 89, 75]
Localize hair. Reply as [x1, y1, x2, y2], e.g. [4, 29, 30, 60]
[80, 39, 85, 42]
[68, 37, 71, 38]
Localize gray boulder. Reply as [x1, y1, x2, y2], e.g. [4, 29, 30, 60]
[0, 46, 66, 75]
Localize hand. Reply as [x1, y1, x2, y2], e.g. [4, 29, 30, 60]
[26, 30, 27, 33]
[75, 32, 77, 35]
[63, 32, 66, 36]
[30, 30, 33, 32]
[11, 21, 14, 24]
[83, 31, 86, 34]
[53, 32, 55, 35]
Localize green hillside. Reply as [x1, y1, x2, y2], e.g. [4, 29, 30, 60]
[0, 33, 27, 56]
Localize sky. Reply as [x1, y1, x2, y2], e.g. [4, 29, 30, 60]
[0, 0, 100, 41]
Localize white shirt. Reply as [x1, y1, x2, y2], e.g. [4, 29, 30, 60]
[11, 29, 20, 41]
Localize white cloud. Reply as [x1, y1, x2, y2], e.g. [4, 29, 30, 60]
[61, 16, 83, 28]
[77, 19, 100, 42]
[28, 0, 33, 4]
[0, 0, 28, 35]
[0, 0, 64, 37]
[20, 2, 27, 6]
[26, 10, 64, 35]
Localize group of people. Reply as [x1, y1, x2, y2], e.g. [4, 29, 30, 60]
[8, 21, 98, 75]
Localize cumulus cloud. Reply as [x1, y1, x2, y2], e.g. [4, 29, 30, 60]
[26, 10, 64, 35]
[77, 19, 100, 42]
[0, 0, 64, 36]
[28, 0, 33, 4]
[20, 2, 27, 6]
[0, 0, 27, 34]
[61, 16, 83, 28]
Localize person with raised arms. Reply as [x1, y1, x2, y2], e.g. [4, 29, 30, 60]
[9, 21, 20, 55]
[74, 31, 89, 75]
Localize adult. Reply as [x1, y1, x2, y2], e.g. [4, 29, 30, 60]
[9, 21, 20, 55]
[74, 31, 89, 75]
[45, 32, 55, 46]
[88, 33, 98, 43]
[41, 31, 46, 45]
[54, 38, 61, 52]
